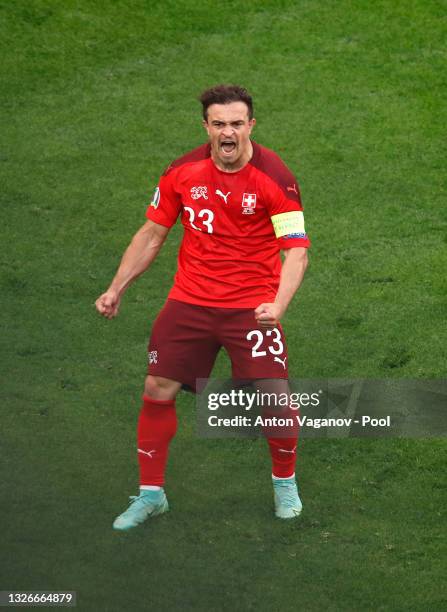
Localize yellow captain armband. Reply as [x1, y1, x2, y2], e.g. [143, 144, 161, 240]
[271, 211, 306, 238]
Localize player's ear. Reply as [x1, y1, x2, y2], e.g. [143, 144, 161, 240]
[202, 119, 210, 135]
[248, 118, 256, 133]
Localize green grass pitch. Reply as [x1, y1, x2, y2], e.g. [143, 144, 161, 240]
[1, 1, 446, 610]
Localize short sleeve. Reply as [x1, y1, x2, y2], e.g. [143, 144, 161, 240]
[146, 169, 182, 228]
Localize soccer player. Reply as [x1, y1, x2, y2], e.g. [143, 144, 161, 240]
[95, 84, 310, 530]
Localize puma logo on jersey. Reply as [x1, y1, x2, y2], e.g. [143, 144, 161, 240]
[287, 184, 298, 195]
[215, 189, 231, 204]
[274, 356, 287, 369]
[138, 449, 156, 458]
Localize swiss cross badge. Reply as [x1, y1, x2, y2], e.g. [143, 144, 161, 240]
[241, 193, 257, 214]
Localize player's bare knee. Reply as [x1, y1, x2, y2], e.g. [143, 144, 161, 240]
[144, 375, 180, 401]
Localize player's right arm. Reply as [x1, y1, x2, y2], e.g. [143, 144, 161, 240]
[95, 220, 170, 319]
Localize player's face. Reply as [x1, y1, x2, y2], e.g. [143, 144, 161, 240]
[203, 102, 256, 172]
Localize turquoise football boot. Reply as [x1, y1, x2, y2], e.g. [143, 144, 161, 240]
[273, 477, 303, 519]
[113, 489, 169, 531]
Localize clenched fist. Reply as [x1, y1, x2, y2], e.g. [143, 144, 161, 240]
[95, 289, 121, 319]
[254, 302, 284, 330]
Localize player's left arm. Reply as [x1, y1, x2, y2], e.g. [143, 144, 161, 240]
[255, 247, 308, 329]
[256, 159, 310, 329]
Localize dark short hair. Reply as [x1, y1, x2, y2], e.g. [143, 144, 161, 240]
[199, 84, 253, 120]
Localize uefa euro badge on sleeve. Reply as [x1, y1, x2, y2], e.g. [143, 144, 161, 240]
[150, 187, 160, 209]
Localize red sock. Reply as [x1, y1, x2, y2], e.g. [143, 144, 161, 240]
[263, 406, 299, 479]
[266, 437, 298, 479]
[137, 395, 177, 487]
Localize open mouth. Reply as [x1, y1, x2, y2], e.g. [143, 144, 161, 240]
[220, 140, 236, 154]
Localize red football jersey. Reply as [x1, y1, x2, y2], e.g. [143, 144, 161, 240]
[146, 141, 310, 308]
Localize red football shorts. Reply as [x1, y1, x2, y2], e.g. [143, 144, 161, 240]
[147, 299, 289, 392]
